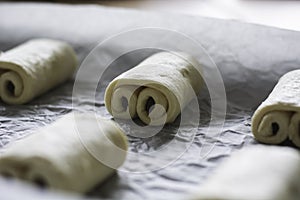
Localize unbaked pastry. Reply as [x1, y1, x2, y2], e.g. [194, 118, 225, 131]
[0, 112, 128, 193]
[104, 51, 203, 125]
[190, 146, 300, 200]
[252, 70, 300, 147]
[0, 39, 77, 104]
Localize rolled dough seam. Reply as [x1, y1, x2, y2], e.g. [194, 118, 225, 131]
[105, 51, 203, 126]
[0, 112, 128, 193]
[0, 39, 77, 104]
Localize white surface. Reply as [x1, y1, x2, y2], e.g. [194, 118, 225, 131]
[99, 0, 300, 32]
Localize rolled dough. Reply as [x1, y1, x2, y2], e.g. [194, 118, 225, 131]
[0, 112, 128, 193]
[104, 51, 203, 126]
[0, 39, 77, 104]
[252, 70, 300, 147]
[190, 146, 300, 200]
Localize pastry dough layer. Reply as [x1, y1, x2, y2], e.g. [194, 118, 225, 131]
[0, 113, 128, 193]
[190, 146, 300, 200]
[0, 39, 77, 104]
[252, 70, 300, 147]
[104, 52, 203, 125]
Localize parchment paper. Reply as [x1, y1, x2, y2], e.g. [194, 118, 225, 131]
[0, 2, 300, 200]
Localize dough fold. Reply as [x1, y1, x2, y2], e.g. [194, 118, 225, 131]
[0, 39, 77, 104]
[252, 70, 300, 147]
[190, 146, 300, 200]
[0, 113, 128, 193]
[104, 52, 203, 126]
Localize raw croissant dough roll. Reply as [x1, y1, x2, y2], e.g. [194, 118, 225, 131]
[0, 113, 128, 193]
[190, 146, 300, 200]
[252, 70, 300, 147]
[0, 39, 77, 104]
[105, 52, 203, 125]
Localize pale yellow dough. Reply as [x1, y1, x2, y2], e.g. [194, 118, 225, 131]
[0, 113, 128, 193]
[104, 52, 203, 126]
[190, 146, 300, 200]
[252, 70, 300, 147]
[0, 39, 77, 104]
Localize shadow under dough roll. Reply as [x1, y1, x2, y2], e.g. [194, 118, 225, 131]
[0, 113, 128, 193]
[104, 52, 203, 126]
[252, 70, 300, 147]
[0, 39, 77, 104]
